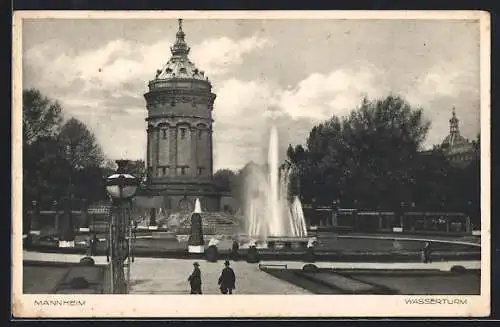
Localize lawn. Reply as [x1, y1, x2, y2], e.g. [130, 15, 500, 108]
[261, 268, 481, 295]
[23, 262, 108, 294]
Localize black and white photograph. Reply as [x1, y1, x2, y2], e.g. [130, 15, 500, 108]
[12, 11, 490, 317]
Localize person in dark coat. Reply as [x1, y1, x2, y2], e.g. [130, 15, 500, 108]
[218, 260, 236, 294]
[422, 241, 432, 263]
[231, 239, 240, 260]
[188, 262, 202, 294]
[88, 233, 98, 256]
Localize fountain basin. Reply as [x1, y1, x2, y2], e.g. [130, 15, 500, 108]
[236, 235, 313, 250]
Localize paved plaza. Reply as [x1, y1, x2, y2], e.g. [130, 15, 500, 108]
[128, 258, 312, 294]
[22, 251, 481, 295]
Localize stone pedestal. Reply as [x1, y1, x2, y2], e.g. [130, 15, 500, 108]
[59, 240, 76, 248]
[59, 199, 76, 247]
[79, 199, 90, 232]
[29, 201, 41, 235]
[188, 212, 204, 253]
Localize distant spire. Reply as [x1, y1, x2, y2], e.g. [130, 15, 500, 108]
[449, 107, 459, 135]
[170, 18, 190, 58]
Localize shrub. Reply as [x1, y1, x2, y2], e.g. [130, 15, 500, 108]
[205, 245, 219, 262]
[246, 246, 260, 263]
[80, 256, 95, 266]
[69, 277, 90, 289]
[303, 247, 316, 263]
[450, 265, 467, 273]
[302, 264, 319, 273]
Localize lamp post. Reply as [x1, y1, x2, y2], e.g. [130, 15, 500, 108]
[466, 200, 473, 233]
[105, 159, 138, 294]
[59, 144, 75, 248]
[331, 199, 339, 227]
[400, 201, 406, 230]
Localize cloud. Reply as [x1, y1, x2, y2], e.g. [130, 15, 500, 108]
[23, 34, 269, 166]
[210, 62, 389, 170]
[24, 34, 269, 95]
[211, 56, 482, 170]
[191, 35, 269, 77]
[22, 26, 479, 171]
[277, 61, 389, 120]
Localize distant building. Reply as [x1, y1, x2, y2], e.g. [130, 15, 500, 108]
[141, 19, 220, 212]
[440, 107, 479, 167]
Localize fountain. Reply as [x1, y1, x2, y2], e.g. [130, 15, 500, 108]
[239, 124, 310, 249]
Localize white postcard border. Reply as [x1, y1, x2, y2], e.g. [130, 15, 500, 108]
[11, 10, 491, 318]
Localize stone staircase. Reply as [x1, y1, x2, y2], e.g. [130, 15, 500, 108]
[177, 212, 240, 236]
[87, 204, 240, 237]
[88, 204, 111, 233]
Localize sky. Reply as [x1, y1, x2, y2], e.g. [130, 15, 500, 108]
[22, 17, 481, 171]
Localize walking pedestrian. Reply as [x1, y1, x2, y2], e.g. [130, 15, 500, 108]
[218, 260, 236, 294]
[231, 239, 240, 260]
[88, 232, 98, 256]
[188, 262, 202, 294]
[422, 241, 432, 263]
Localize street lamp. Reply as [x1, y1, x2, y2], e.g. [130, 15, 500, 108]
[331, 199, 340, 227]
[59, 144, 76, 248]
[105, 159, 138, 294]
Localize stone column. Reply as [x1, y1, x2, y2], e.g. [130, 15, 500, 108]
[352, 211, 358, 232]
[53, 201, 60, 235]
[208, 126, 214, 178]
[170, 126, 177, 176]
[79, 198, 90, 232]
[59, 198, 76, 248]
[23, 203, 31, 237]
[29, 201, 41, 235]
[146, 126, 152, 171]
[331, 212, 337, 227]
[154, 127, 160, 177]
[466, 216, 472, 233]
[149, 208, 157, 227]
[378, 214, 383, 230]
[190, 124, 197, 177]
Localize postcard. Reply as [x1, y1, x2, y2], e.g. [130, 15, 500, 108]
[12, 10, 490, 318]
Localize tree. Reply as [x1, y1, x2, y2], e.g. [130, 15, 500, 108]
[22, 89, 112, 206]
[213, 169, 237, 193]
[412, 148, 453, 210]
[23, 89, 63, 146]
[58, 118, 105, 169]
[124, 160, 147, 186]
[289, 95, 431, 210]
[23, 136, 69, 206]
[342, 95, 429, 208]
[23, 89, 66, 207]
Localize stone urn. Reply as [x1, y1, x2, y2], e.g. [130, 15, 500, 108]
[246, 245, 260, 263]
[205, 245, 219, 262]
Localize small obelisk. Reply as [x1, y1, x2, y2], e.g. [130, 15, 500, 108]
[188, 198, 205, 253]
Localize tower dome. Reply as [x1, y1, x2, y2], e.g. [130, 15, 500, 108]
[150, 19, 209, 85]
[442, 107, 467, 148]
